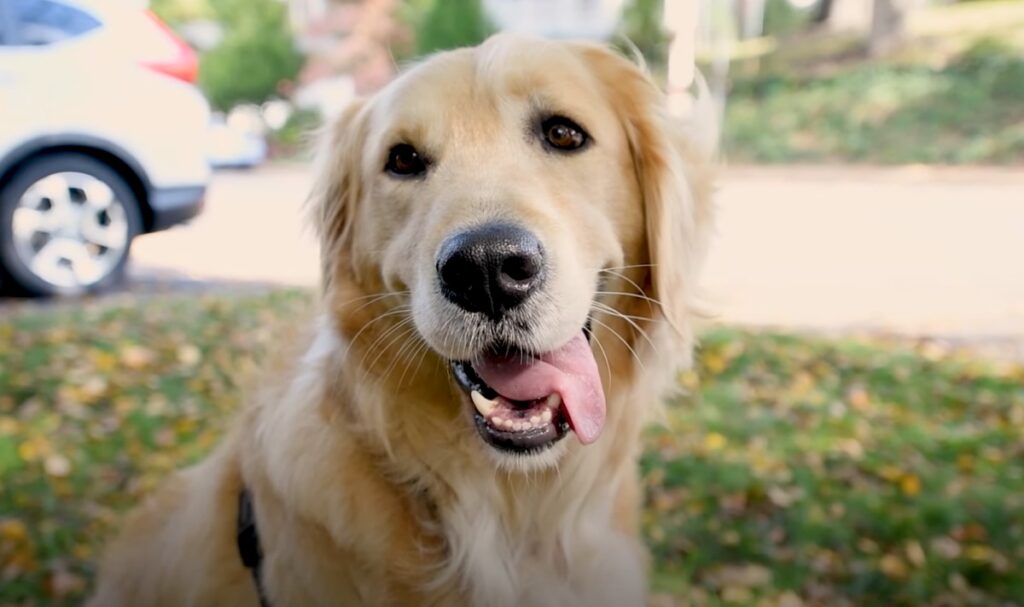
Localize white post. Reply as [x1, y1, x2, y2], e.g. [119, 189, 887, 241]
[663, 0, 698, 117]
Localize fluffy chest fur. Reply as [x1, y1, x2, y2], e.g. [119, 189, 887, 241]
[242, 325, 655, 607]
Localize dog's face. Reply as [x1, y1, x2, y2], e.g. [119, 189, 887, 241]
[315, 34, 710, 467]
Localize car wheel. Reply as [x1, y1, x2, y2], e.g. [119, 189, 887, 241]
[0, 153, 142, 297]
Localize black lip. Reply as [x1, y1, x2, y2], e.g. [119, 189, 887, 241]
[450, 359, 569, 455]
[472, 407, 570, 455]
[451, 359, 497, 399]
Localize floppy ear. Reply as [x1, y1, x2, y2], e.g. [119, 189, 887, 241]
[307, 100, 369, 292]
[577, 45, 716, 336]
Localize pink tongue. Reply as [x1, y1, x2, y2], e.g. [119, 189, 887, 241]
[474, 333, 606, 445]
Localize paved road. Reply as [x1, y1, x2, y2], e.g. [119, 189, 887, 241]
[129, 163, 1024, 341]
[131, 164, 320, 289]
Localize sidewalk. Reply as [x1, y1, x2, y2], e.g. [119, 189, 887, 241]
[703, 165, 1024, 342]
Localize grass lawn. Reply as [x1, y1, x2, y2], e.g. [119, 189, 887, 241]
[1, 291, 1022, 606]
[721, 1, 1024, 165]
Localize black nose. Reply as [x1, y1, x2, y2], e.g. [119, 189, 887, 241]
[436, 223, 546, 320]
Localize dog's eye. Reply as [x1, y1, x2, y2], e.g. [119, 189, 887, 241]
[385, 144, 428, 177]
[542, 116, 588, 151]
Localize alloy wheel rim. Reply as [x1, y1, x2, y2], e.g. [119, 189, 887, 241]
[11, 171, 129, 289]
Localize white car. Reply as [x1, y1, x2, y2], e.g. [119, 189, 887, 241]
[0, 0, 210, 295]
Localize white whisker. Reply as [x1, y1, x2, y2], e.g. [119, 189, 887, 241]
[345, 306, 413, 358]
[598, 268, 654, 311]
[589, 316, 644, 370]
[590, 331, 613, 396]
[594, 290, 663, 308]
[358, 315, 415, 372]
[365, 322, 418, 382]
[593, 302, 657, 354]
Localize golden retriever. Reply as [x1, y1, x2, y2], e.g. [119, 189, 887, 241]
[88, 33, 715, 607]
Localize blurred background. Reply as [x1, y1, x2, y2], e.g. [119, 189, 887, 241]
[1, 1, 1023, 606]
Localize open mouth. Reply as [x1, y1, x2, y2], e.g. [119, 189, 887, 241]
[452, 360, 571, 454]
[450, 328, 606, 455]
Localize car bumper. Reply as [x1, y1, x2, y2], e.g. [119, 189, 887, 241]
[147, 185, 206, 232]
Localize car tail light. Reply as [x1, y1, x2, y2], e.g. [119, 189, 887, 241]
[139, 10, 199, 84]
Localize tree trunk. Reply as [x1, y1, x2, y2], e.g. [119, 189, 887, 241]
[823, 0, 872, 32]
[813, 0, 834, 24]
[868, 0, 907, 55]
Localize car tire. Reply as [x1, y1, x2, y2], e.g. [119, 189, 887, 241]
[0, 153, 142, 297]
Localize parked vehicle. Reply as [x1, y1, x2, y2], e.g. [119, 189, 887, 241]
[0, 0, 209, 295]
[207, 112, 268, 170]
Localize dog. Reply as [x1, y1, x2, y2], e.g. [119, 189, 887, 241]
[87, 33, 715, 607]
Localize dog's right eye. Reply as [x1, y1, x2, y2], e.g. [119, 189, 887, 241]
[385, 144, 428, 177]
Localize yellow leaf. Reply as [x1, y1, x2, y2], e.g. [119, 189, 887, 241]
[900, 474, 921, 496]
[0, 519, 29, 542]
[965, 545, 993, 562]
[92, 351, 117, 372]
[17, 436, 50, 462]
[703, 432, 727, 451]
[787, 371, 815, 398]
[704, 352, 727, 374]
[878, 465, 903, 482]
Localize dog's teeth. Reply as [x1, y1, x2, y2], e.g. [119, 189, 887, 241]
[471, 390, 498, 417]
[530, 415, 540, 425]
[541, 409, 552, 423]
[546, 393, 561, 408]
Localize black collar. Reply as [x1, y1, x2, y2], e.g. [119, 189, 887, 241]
[237, 489, 272, 607]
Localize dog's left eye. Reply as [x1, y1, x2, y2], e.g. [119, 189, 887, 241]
[385, 144, 428, 177]
[542, 116, 589, 152]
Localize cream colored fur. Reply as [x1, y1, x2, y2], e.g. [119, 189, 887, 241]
[88, 33, 715, 607]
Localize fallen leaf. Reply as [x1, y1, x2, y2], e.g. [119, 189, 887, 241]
[43, 454, 71, 478]
[880, 554, 909, 579]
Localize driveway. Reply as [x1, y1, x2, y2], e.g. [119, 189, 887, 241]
[129, 163, 1024, 341]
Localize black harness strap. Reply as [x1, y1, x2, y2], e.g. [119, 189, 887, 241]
[237, 489, 272, 607]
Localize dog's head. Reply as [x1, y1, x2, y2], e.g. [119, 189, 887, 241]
[312, 34, 713, 468]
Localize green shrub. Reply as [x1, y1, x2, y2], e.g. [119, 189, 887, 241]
[410, 0, 495, 57]
[951, 36, 1024, 100]
[199, 0, 304, 111]
[268, 107, 323, 158]
[149, 0, 211, 26]
[617, 0, 669, 71]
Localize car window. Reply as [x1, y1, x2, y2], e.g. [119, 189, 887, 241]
[11, 0, 100, 46]
[0, 0, 16, 45]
